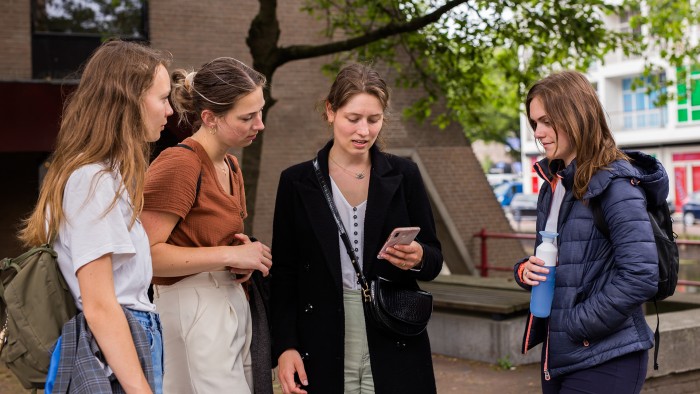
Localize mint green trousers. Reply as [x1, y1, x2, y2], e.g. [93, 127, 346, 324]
[343, 289, 376, 393]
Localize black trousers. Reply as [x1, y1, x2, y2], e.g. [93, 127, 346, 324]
[542, 350, 648, 394]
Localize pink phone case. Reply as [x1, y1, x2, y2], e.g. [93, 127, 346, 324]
[377, 227, 420, 259]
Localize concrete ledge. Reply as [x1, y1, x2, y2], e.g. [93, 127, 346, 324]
[428, 311, 541, 365]
[646, 308, 700, 378]
[427, 274, 700, 375]
[429, 303, 700, 372]
[643, 369, 700, 393]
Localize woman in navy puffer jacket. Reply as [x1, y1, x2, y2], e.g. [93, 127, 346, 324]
[514, 70, 666, 393]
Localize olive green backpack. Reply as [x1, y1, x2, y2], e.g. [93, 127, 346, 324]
[0, 244, 77, 390]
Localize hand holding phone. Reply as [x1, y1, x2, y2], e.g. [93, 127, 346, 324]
[377, 227, 420, 259]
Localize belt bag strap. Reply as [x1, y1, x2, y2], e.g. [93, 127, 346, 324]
[314, 157, 432, 338]
[312, 158, 371, 301]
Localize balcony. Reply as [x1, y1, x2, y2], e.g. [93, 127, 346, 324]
[608, 108, 669, 131]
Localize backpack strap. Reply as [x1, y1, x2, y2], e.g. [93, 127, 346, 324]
[226, 156, 237, 173]
[174, 143, 237, 203]
[652, 300, 660, 370]
[590, 198, 609, 239]
[170, 143, 204, 237]
[175, 143, 202, 200]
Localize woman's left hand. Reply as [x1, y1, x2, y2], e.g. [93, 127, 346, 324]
[380, 241, 424, 270]
[230, 268, 253, 283]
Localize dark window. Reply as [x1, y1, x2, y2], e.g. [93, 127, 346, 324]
[32, 0, 148, 79]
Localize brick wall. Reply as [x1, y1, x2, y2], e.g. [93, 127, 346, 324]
[0, 0, 31, 80]
[0, 0, 525, 273]
[416, 146, 525, 274]
[149, 1, 258, 70]
[135, 0, 527, 271]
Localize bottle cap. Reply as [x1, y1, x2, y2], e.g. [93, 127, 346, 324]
[539, 231, 558, 242]
[538, 231, 558, 267]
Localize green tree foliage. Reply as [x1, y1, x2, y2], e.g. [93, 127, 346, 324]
[293, 0, 625, 143]
[243, 0, 700, 230]
[621, 0, 700, 104]
[34, 1, 697, 231]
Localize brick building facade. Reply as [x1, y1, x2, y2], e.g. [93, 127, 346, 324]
[0, 0, 524, 276]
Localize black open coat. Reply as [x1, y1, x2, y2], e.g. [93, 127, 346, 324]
[271, 140, 443, 393]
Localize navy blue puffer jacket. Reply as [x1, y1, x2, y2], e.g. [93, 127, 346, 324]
[514, 151, 666, 379]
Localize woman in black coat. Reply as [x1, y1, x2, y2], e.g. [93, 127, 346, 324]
[271, 64, 443, 394]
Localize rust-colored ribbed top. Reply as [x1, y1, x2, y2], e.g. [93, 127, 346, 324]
[144, 138, 246, 285]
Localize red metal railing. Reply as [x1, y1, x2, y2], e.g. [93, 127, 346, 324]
[473, 228, 700, 288]
[473, 228, 534, 277]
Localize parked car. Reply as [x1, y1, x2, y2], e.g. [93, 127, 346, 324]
[493, 181, 523, 207]
[509, 193, 538, 220]
[682, 192, 700, 226]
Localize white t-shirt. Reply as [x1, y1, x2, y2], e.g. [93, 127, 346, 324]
[545, 177, 566, 233]
[54, 163, 155, 312]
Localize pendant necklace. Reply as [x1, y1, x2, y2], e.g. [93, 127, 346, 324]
[216, 162, 228, 174]
[329, 155, 369, 180]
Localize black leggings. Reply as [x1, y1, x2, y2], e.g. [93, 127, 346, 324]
[542, 350, 648, 394]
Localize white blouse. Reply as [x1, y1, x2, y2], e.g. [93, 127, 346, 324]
[330, 177, 367, 290]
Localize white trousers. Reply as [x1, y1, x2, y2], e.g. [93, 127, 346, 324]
[154, 271, 253, 394]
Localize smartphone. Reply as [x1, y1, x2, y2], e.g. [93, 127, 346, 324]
[377, 227, 420, 259]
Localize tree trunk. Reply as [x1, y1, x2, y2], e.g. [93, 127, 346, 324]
[242, 0, 468, 233]
[243, 0, 280, 234]
[242, 89, 276, 234]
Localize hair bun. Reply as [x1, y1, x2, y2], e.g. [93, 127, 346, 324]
[184, 71, 197, 91]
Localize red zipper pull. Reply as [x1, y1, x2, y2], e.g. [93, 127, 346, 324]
[544, 370, 551, 381]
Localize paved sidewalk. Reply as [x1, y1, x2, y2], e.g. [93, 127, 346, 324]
[0, 364, 32, 393]
[268, 355, 541, 393]
[4, 352, 698, 393]
[432, 354, 540, 393]
[269, 356, 542, 393]
[0, 355, 541, 394]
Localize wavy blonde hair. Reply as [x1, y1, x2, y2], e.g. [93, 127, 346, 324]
[19, 40, 171, 246]
[526, 70, 628, 200]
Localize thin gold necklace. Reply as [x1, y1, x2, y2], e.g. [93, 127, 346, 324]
[216, 161, 228, 174]
[329, 155, 369, 180]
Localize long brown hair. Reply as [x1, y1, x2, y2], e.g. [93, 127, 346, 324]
[20, 40, 171, 246]
[323, 63, 390, 148]
[526, 70, 628, 199]
[323, 63, 390, 118]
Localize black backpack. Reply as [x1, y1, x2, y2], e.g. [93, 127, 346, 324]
[591, 198, 679, 301]
[591, 196, 679, 370]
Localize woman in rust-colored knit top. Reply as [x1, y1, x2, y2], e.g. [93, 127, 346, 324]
[141, 57, 273, 394]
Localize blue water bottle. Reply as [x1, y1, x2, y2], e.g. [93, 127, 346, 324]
[530, 231, 558, 318]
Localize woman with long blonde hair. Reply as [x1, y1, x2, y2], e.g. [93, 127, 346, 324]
[20, 39, 173, 393]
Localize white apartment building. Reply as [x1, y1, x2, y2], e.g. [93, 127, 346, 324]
[519, 10, 700, 214]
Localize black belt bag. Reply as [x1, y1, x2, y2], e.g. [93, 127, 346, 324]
[313, 158, 433, 337]
[367, 276, 432, 336]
